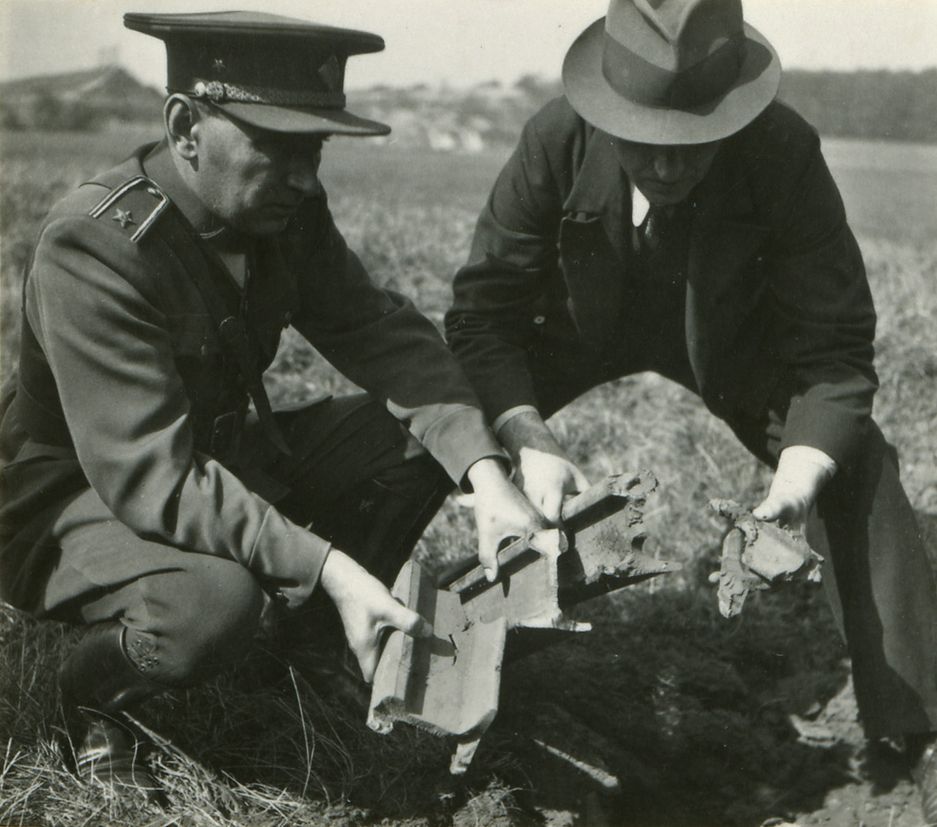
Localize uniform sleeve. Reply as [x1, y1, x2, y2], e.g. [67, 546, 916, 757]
[445, 112, 565, 422]
[766, 139, 878, 465]
[27, 216, 329, 608]
[287, 201, 506, 487]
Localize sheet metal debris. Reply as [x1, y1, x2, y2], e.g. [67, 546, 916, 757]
[368, 559, 507, 772]
[709, 498, 824, 619]
[368, 470, 680, 773]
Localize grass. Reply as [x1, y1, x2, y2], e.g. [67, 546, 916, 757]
[0, 127, 935, 826]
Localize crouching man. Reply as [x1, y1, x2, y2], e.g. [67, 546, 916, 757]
[0, 11, 542, 800]
[445, 0, 937, 820]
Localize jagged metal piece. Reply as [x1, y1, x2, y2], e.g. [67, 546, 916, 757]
[709, 498, 824, 618]
[368, 559, 507, 772]
[558, 471, 682, 606]
[451, 529, 591, 632]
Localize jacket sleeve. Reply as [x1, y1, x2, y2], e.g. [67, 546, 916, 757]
[27, 216, 329, 608]
[445, 112, 566, 422]
[287, 199, 506, 487]
[765, 136, 878, 465]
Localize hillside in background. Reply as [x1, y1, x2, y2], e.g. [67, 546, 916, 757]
[0, 64, 163, 131]
[1, 65, 934, 148]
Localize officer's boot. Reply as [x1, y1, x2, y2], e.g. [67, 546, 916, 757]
[58, 621, 166, 803]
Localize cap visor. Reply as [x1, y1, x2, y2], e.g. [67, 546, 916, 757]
[218, 102, 391, 136]
[563, 19, 781, 144]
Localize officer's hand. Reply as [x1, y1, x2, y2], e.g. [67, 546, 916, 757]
[496, 410, 590, 525]
[466, 458, 546, 582]
[752, 446, 837, 532]
[319, 548, 433, 683]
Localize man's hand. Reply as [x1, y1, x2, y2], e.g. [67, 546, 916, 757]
[497, 410, 589, 524]
[466, 457, 546, 582]
[753, 445, 837, 531]
[318, 548, 433, 683]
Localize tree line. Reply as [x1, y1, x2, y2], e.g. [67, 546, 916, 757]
[779, 69, 937, 143]
[515, 69, 937, 144]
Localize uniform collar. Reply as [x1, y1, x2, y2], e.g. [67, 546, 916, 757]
[143, 141, 250, 250]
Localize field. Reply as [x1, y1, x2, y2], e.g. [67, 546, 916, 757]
[0, 127, 936, 827]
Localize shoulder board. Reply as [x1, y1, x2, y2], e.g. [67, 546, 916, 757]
[87, 176, 171, 244]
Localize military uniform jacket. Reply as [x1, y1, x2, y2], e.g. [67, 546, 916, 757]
[0, 142, 501, 611]
[446, 97, 878, 467]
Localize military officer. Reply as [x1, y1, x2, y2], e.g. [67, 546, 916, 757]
[445, 0, 937, 819]
[0, 11, 542, 800]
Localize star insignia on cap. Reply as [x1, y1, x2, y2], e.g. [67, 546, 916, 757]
[112, 208, 135, 229]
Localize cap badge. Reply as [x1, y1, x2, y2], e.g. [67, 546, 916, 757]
[193, 80, 226, 103]
[112, 208, 135, 229]
[212, 58, 227, 75]
[318, 55, 342, 92]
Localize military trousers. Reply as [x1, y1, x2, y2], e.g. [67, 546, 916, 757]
[525, 335, 937, 739]
[41, 394, 450, 687]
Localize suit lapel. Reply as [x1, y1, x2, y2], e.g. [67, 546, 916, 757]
[559, 130, 632, 347]
[685, 147, 770, 389]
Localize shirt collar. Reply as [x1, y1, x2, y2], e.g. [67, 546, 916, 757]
[631, 182, 650, 227]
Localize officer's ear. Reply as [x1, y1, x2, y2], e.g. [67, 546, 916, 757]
[165, 94, 203, 161]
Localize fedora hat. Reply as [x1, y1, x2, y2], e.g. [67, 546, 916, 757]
[125, 11, 391, 136]
[562, 0, 781, 144]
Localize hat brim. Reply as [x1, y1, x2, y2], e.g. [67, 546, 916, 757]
[217, 101, 391, 136]
[562, 18, 781, 145]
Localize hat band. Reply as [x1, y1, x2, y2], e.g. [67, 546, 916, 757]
[185, 79, 346, 108]
[601, 30, 746, 110]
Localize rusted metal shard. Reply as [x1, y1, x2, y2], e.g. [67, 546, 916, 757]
[711, 527, 766, 618]
[709, 498, 824, 619]
[368, 559, 507, 771]
[562, 469, 659, 532]
[558, 472, 682, 607]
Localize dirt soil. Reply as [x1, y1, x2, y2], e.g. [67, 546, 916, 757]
[401, 504, 934, 827]
[475, 585, 926, 827]
[307, 516, 936, 827]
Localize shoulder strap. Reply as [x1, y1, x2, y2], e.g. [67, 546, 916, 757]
[88, 176, 172, 244]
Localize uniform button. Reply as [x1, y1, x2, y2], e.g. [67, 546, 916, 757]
[533, 315, 546, 325]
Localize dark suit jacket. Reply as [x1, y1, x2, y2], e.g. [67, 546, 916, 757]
[446, 97, 878, 467]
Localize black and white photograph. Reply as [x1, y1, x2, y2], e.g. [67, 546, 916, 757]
[1, 1, 935, 825]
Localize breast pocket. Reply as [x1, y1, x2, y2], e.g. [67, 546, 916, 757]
[163, 314, 227, 404]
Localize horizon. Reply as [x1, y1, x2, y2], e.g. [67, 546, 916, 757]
[3, 57, 937, 96]
[1, 0, 936, 92]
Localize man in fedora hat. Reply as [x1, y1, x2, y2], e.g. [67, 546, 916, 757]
[0, 10, 543, 800]
[446, 0, 937, 817]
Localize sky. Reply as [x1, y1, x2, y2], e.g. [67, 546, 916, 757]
[1, 0, 935, 91]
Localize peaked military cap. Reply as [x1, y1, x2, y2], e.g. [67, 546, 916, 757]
[124, 11, 391, 136]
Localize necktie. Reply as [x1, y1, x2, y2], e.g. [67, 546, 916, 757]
[642, 205, 667, 253]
